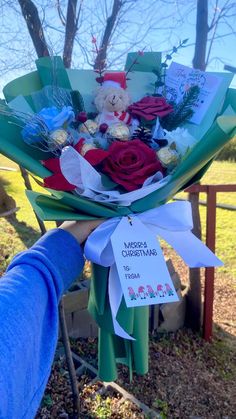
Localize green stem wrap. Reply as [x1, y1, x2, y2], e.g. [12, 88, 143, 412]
[88, 263, 149, 381]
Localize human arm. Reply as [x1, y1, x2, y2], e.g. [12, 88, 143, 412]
[0, 220, 102, 419]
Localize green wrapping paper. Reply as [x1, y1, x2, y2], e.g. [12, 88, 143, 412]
[0, 55, 236, 381]
[89, 264, 149, 381]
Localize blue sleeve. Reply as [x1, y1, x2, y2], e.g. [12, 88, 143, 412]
[0, 229, 84, 419]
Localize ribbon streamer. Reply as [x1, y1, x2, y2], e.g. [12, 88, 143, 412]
[84, 201, 222, 340]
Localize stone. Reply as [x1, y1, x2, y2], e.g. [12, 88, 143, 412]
[158, 289, 187, 332]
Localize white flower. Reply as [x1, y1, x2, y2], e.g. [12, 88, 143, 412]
[164, 127, 197, 156]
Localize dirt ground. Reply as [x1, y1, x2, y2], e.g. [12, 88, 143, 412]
[37, 249, 236, 418]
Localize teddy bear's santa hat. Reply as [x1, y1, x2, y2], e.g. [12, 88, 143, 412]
[103, 72, 127, 89]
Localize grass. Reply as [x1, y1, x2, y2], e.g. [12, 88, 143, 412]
[199, 161, 236, 278]
[0, 155, 54, 229]
[0, 155, 55, 275]
[176, 160, 236, 205]
[175, 160, 236, 279]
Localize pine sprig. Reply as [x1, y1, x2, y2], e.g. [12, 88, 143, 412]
[160, 85, 200, 131]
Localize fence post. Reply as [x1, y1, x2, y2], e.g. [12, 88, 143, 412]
[186, 189, 202, 331]
[203, 186, 217, 341]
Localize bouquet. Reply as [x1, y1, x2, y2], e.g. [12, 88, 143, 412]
[0, 52, 235, 382]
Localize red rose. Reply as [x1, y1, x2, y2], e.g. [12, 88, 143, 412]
[102, 140, 164, 192]
[128, 96, 173, 121]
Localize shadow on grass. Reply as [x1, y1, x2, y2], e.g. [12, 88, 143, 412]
[7, 213, 41, 248]
[213, 322, 236, 350]
[0, 175, 11, 187]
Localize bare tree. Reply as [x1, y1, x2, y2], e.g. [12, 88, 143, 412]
[186, 0, 209, 332]
[0, 0, 189, 78]
[18, 0, 50, 58]
[93, 0, 123, 71]
[192, 0, 209, 70]
[193, 0, 236, 71]
[0, 0, 235, 82]
[63, 0, 83, 68]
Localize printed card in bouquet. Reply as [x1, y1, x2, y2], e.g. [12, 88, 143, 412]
[164, 62, 223, 124]
[111, 216, 179, 307]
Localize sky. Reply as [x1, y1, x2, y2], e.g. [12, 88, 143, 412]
[0, 0, 235, 96]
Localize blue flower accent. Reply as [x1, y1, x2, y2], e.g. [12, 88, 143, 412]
[22, 106, 75, 145]
[39, 106, 75, 131]
[21, 120, 42, 145]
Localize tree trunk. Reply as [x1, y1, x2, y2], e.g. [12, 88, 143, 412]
[192, 0, 208, 71]
[63, 0, 81, 68]
[94, 0, 123, 71]
[186, 0, 209, 331]
[18, 0, 50, 58]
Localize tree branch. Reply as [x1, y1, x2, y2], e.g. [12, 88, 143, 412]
[56, 0, 66, 26]
[94, 0, 123, 71]
[206, 2, 236, 67]
[18, 0, 49, 58]
[208, 0, 219, 31]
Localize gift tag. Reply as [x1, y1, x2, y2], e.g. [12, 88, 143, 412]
[111, 216, 179, 308]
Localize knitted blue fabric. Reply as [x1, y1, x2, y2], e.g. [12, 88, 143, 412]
[0, 229, 84, 419]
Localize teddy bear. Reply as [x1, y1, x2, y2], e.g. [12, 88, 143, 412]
[94, 72, 138, 139]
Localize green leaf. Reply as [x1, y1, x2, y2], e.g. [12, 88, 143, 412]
[182, 38, 189, 44]
[155, 81, 165, 87]
[161, 63, 168, 68]
[87, 111, 98, 120]
[70, 90, 84, 113]
[100, 173, 118, 189]
[165, 54, 172, 60]
[152, 69, 161, 76]
[42, 394, 53, 408]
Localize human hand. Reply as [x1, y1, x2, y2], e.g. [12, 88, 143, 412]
[59, 219, 104, 245]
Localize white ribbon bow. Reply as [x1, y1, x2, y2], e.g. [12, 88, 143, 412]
[84, 201, 222, 340]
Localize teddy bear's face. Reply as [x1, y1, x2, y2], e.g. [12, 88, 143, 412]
[94, 87, 130, 113]
[103, 89, 125, 112]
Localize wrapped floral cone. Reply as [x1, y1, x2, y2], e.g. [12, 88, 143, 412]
[0, 53, 235, 381]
